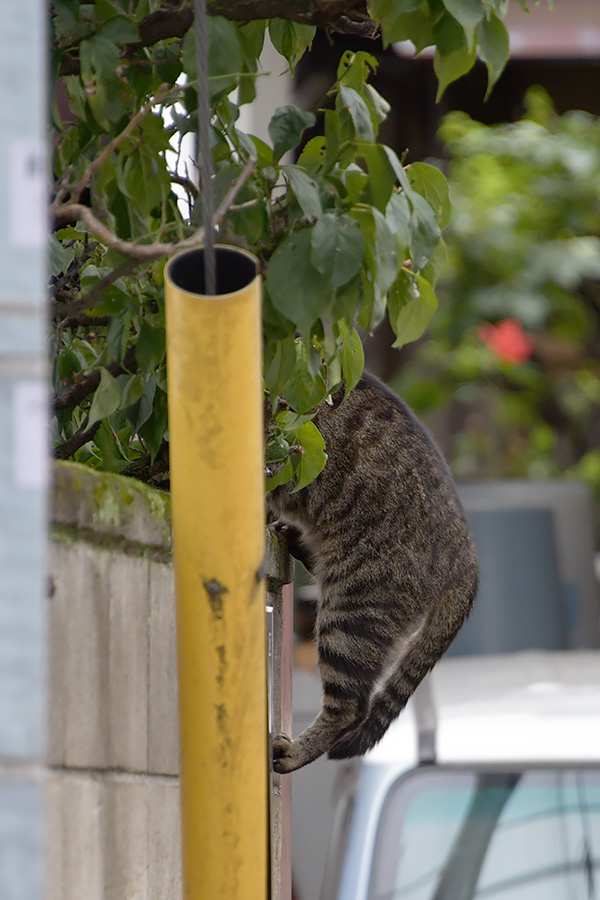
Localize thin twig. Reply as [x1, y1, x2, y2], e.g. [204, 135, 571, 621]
[54, 420, 102, 459]
[53, 155, 257, 263]
[213, 156, 257, 226]
[230, 198, 260, 211]
[68, 83, 173, 204]
[54, 345, 138, 411]
[169, 171, 199, 198]
[53, 258, 143, 320]
[51, 204, 181, 259]
[60, 314, 112, 328]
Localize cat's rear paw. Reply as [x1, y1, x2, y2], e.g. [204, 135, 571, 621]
[272, 733, 297, 774]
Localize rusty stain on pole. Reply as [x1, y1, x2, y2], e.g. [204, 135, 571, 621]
[164, 245, 267, 900]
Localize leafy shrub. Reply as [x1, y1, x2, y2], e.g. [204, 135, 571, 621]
[50, 0, 543, 488]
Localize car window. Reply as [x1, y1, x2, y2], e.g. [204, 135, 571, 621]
[368, 767, 600, 899]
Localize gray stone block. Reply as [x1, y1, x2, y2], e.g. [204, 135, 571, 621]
[146, 778, 182, 900]
[102, 778, 148, 900]
[48, 541, 111, 769]
[148, 560, 179, 775]
[50, 774, 104, 900]
[108, 554, 150, 772]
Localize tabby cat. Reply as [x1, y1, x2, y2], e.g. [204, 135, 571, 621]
[268, 372, 478, 774]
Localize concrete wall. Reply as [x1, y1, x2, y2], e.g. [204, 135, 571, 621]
[46, 461, 291, 900]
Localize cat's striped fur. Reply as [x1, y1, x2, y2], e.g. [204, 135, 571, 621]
[268, 372, 478, 774]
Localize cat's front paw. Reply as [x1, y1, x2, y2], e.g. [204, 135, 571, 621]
[272, 733, 297, 774]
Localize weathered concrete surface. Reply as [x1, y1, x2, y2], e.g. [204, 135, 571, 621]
[52, 460, 172, 552]
[45, 460, 291, 900]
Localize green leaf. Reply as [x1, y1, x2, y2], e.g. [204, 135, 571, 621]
[374, 6, 436, 52]
[208, 16, 244, 97]
[183, 18, 243, 98]
[420, 237, 447, 288]
[338, 320, 365, 392]
[409, 193, 442, 269]
[372, 207, 399, 292]
[406, 162, 452, 229]
[282, 345, 328, 414]
[265, 457, 294, 492]
[310, 214, 365, 289]
[49, 235, 75, 277]
[266, 229, 332, 335]
[290, 421, 328, 492]
[369, 0, 426, 21]
[297, 136, 326, 176]
[136, 320, 166, 372]
[433, 36, 477, 100]
[56, 348, 84, 382]
[52, 0, 80, 38]
[238, 19, 267, 60]
[324, 109, 342, 172]
[388, 270, 438, 348]
[477, 10, 510, 99]
[282, 165, 322, 220]
[138, 387, 167, 462]
[330, 275, 362, 325]
[356, 141, 396, 211]
[350, 206, 397, 331]
[131, 376, 157, 430]
[120, 373, 145, 409]
[338, 86, 375, 141]
[106, 311, 131, 363]
[336, 49, 379, 86]
[79, 35, 125, 126]
[386, 192, 412, 247]
[268, 19, 316, 68]
[364, 84, 391, 129]
[382, 144, 417, 199]
[268, 105, 316, 160]
[264, 335, 297, 398]
[247, 134, 274, 167]
[91, 421, 130, 474]
[95, 16, 139, 43]
[442, 0, 484, 45]
[87, 368, 122, 427]
[343, 165, 369, 205]
[434, 11, 471, 57]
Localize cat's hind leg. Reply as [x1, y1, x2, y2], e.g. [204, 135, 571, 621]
[329, 584, 475, 759]
[273, 607, 386, 773]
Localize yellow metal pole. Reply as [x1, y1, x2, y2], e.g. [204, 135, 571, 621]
[164, 245, 267, 900]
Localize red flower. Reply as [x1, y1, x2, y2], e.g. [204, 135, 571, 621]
[478, 318, 534, 364]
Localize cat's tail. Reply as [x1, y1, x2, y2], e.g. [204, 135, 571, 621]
[328, 579, 477, 760]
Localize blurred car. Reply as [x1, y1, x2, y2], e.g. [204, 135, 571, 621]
[320, 651, 600, 900]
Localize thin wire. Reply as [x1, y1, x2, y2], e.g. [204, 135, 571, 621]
[194, 0, 216, 295]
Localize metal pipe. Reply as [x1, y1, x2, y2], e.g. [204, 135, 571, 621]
[164, 245, 267, 900]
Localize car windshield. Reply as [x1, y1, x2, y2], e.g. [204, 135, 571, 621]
[368, 768, 600, 900]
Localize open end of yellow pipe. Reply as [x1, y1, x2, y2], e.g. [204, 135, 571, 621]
[166, 245, 259, 297]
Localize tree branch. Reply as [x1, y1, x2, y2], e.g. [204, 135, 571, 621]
[56, 0, 373, 76]
[169, 171, 199, 198]
[71, 83, 173, 203]
[54, 345, 138, 411]
[54, 420, 102, 459]
[207, 0, 367, 26]
[52, 155, 257, 266]
[53, 258, 144, 321]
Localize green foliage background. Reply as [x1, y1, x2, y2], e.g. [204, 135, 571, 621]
[50, 0, 545, 489]
[393, 88, 600, 496]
